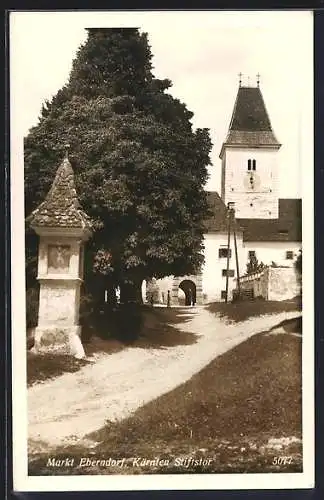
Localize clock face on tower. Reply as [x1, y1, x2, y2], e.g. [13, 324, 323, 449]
[243, 171, 261, 191]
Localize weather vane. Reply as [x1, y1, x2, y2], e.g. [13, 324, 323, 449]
[238, 72, 243, 87]
[257, 73, 261, 87]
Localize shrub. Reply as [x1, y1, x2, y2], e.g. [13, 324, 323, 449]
[79, 292, 96, 324]
[115, 303, 143, 342]
[79, 292, 97, 343]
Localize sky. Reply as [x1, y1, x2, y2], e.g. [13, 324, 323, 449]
[10, 10, 313, 196]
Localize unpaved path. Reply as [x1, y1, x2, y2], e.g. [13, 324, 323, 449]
[28, 307, 300, 451]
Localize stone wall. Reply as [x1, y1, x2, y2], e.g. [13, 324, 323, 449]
[239, 266, 300, 301]
[146, 274, 204, 305]
[267, 267, 300, 301]
[171, 274, 203, 305]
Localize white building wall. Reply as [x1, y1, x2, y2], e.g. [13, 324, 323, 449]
[223, 147, 279, 219]
[202, 232, 244, 302]
[202, 237, 301, 302]
[239, 266, 300, 301]
[144, 238, 301, 305]
[242, 241, 301, 273]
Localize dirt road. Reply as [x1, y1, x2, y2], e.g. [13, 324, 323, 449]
[28, 307, 300, 451]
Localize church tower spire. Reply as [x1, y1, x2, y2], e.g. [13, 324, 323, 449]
[220, 81, 281, 220]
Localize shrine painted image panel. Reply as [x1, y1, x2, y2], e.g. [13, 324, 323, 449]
[47, 244, 71, 273]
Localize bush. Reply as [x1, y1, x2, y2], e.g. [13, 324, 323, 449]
[26, 287, 39, 328]
[79, 292, 97, 343]
[79, 293, 96, 324]
[115, 303, 143, 342]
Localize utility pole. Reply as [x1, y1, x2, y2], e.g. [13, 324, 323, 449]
[233, 224, 241, 296]
[225, 202, 234, 303]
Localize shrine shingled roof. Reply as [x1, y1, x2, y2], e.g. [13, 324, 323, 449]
[28, 156, 92, 229]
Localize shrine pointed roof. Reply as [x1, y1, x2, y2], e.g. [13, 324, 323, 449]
[28, 156, 92, 229]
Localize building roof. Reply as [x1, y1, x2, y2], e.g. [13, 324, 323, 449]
[238, 199, 302, 242]
[204, 192, 228, 232]
[28, 156, 92, 229]
[205, 193, 301, 243]
[220, 86, 281, 156]
[204, 192, 240, 233]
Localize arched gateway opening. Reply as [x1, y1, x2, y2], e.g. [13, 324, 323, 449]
[179, 280, 196, 306]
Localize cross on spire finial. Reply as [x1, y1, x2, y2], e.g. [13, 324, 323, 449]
[257, 73, 261, 87]
[238, 72, 242, 87]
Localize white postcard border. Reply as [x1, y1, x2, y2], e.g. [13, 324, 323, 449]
[10, 10, 314, 492]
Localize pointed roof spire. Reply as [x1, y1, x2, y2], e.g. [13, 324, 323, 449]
[28, 155, 92, 229]
[229, 85, 274, 131]
[219, 80, 281, 157]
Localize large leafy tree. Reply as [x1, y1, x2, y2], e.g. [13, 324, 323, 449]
[25, 28, 212, 302]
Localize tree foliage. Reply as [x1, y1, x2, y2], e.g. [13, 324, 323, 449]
[246, 253, 265, 275]
[24, 28, 212, 301]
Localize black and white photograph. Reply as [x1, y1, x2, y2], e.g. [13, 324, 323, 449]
[10, 10, 314, 491]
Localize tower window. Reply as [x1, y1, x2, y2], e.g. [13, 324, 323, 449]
[247, 159, 257, 171]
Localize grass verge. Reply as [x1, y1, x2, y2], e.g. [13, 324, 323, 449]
[28, 318, 302, 475]
[207, 296, 301, 323]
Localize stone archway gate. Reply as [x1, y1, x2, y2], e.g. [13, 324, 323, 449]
[171, 274, 203, 306]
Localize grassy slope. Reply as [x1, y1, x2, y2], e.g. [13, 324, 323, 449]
[29, 318, 302, 475]
[207, 296, 301, 323]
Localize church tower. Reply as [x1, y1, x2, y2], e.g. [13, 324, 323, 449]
[219, 77, 281, 219]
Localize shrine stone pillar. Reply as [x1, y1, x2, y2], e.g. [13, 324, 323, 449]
[28, 155, 92, 359]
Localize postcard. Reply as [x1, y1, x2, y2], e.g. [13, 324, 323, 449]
[10, 10, 314, 492]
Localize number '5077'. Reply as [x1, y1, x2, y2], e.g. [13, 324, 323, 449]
[273, 456, 293, 465]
